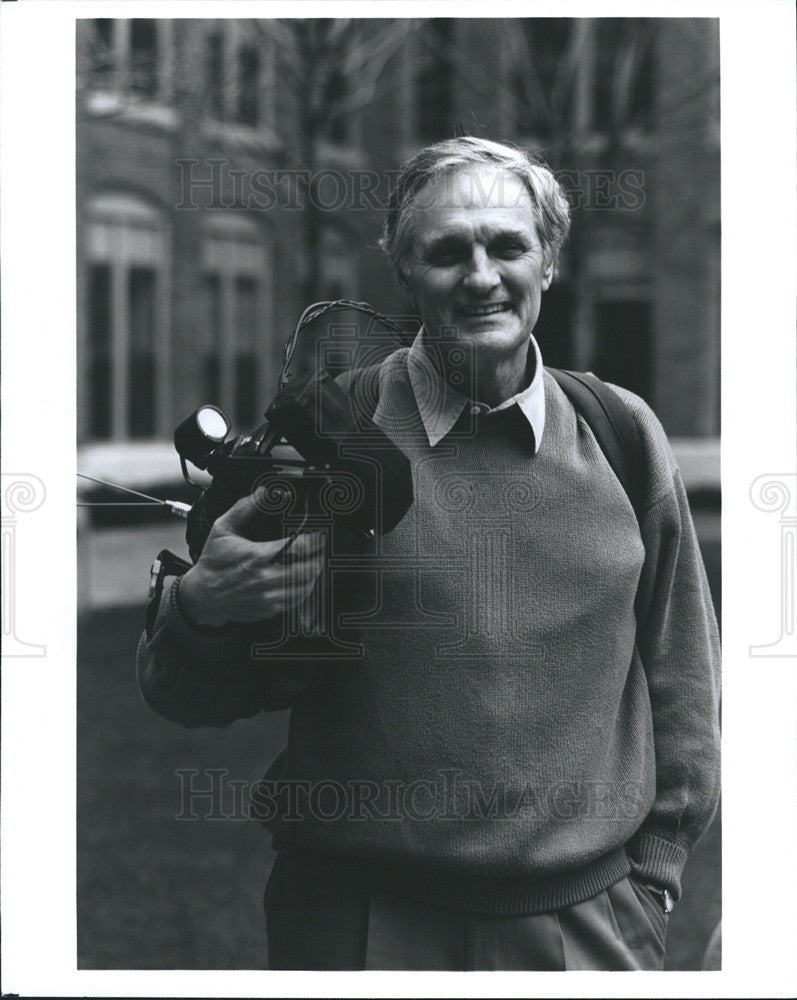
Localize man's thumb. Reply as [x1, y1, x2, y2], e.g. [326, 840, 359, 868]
[217, 488, 267, 533]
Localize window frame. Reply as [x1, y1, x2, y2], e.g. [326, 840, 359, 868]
[80, 191, 171, 442]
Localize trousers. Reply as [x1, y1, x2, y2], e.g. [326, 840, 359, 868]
[264, 852, 669, 971]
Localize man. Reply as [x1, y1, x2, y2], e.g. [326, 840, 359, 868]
[138, 137, 720, 971]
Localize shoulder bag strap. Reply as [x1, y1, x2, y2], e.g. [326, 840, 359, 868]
[546, 367, 645, 524]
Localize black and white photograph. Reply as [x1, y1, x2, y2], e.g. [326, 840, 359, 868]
[1, 1, 796, 996]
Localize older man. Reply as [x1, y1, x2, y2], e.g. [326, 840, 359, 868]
[138, 137, 720, 971]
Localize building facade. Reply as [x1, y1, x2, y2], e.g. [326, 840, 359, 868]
[76, 16, 720, 449]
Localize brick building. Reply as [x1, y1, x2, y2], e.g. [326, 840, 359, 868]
[75, 17, 720, 607]
[76, 16, 720, 444]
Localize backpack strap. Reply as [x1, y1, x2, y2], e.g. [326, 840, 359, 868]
[546, 368, 645, 524]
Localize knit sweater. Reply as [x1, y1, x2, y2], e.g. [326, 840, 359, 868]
[137, 349, 721, 915]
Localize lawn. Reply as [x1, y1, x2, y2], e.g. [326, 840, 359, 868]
[78, 521, 721, 970]
[78, 604, 282, 968]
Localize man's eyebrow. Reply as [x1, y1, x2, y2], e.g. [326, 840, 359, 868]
[421, 226, 531, 251]
[421, 233, 467, 251]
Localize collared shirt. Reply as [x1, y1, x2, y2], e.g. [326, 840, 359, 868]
[406, 328, 546, 452]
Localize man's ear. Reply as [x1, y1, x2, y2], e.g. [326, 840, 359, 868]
[398, 265, 414, 300]
[541, 259, 554, 292]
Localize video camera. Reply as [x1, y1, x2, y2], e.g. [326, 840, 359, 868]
[173, 301, 414, 563]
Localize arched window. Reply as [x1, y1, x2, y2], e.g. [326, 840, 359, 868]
[200, 214, 273, 430]
[82, 192, 169, 440]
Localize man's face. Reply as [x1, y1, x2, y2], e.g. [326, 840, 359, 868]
[400, 165, 554, 361]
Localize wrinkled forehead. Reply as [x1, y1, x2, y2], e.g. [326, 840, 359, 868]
[399, 166, 541, 246]
[412, 166, 535, 213]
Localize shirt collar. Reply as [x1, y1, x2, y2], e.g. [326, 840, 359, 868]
[407, 328, 546, 451]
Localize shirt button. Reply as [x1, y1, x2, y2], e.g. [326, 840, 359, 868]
[470, 405, 481, 415]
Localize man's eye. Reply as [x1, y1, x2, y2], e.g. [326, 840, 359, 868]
[491, 241, 526, 258]
[426, 246, 465, 265]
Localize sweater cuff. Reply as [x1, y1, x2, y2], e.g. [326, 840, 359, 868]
[165, 576, 243, 662]
[625, 830, 690, 901]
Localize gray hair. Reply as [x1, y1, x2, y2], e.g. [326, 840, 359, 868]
[378, 136, 571, 283]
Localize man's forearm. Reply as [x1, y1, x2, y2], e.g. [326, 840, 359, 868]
[631, 475, 721, 898]
[136, 576, 315, 728]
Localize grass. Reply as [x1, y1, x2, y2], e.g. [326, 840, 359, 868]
[78, 525, 721, 969]
[78, 606, 283, 968]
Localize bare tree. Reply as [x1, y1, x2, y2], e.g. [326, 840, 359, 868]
[251, 18, 419, 302]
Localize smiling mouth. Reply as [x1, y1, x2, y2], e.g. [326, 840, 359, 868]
[456, 303, 511, 317]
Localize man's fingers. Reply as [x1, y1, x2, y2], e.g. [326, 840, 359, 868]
[214, 490, 268, 534]
[213, 494, 327, 559]
[264, 552, 325, 587]
[261, 530, 327, 561]
[285, 531, 327, 557]
[234, 575, 323, 621]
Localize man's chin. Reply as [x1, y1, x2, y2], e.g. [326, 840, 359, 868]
[453, 309, 514, 329]
[446, 319, 525, 350]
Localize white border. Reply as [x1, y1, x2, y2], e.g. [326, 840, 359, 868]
[1, 1, 796, 997]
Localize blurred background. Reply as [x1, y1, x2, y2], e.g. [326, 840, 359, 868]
[75, 17, 721, 971]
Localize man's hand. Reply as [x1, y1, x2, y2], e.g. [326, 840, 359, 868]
[178, 490, 326, 628]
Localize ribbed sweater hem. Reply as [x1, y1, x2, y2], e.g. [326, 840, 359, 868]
[272, 839, 632, 917]
[626, 829, 691, 900]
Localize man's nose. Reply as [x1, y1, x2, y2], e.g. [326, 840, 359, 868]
[462, 246, 499, 294]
